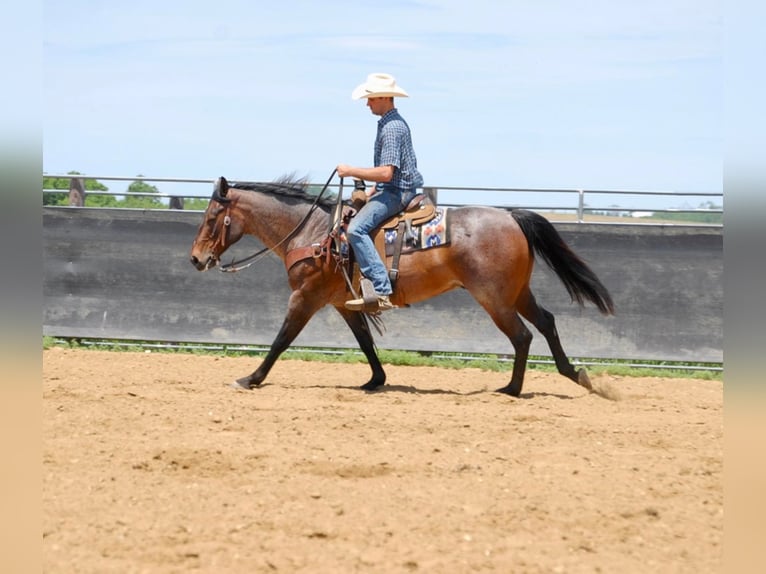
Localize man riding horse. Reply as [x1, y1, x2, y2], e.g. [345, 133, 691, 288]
[337, 73, 424, 312]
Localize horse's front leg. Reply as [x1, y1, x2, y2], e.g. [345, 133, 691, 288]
[235, 289, 319, 389]
[336, 307, 386, 390]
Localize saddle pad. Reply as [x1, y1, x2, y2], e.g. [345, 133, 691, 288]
[384, 207, 450, 257]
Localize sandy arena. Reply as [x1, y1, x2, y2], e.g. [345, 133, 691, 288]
[43, 348, 722, 573]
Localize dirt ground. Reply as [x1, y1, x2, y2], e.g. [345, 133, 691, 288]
[42, 348, 722, 573]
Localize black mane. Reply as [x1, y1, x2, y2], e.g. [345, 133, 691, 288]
[229, 175, 337, 208]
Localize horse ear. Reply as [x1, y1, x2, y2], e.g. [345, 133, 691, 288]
[212, 176, 231, 203]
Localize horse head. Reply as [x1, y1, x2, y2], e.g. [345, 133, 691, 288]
[190, 176, 246, 271]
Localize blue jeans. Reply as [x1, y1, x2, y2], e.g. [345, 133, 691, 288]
[346, 183, 418, 295]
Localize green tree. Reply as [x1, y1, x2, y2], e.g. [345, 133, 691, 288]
[185, 197, 211, 211]
[42, 171, 109, 205]
[122, 177, 163, 209]
[86, 193, 120, 208]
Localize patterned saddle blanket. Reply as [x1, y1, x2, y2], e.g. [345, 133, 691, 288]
[375, 207, 450, 258]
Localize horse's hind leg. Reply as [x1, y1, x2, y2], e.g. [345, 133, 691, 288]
[516, 288, 593, 392]
[481, 307, 533, 397]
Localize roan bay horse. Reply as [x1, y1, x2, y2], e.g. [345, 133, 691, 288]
[190, 175, 615, 397]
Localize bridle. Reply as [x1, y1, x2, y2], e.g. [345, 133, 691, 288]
[215, 169, 340, 273]
[208, 206, 232, 259]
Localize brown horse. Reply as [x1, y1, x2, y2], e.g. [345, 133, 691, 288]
[190, 175, 614, 397]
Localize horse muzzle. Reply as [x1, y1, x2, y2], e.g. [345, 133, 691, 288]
[190, 253, 219, 271]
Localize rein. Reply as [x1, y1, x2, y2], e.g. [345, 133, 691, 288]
[218, 170, 339, 273]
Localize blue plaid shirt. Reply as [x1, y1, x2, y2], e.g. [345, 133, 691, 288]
[374, 108, 424, 190]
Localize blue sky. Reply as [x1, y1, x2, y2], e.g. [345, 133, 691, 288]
[43, 1, 722, 206]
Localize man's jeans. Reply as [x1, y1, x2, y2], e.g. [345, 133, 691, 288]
[346, 183, 417, 296]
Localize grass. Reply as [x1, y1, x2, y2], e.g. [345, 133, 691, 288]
[43, 336, 723, 381]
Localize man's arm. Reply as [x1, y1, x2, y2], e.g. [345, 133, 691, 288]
[336, 164, 394, 183]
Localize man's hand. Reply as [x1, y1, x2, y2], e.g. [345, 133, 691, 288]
[336, 164, 354, 178]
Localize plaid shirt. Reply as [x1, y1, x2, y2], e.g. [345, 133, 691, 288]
[374, 108, 424, 190]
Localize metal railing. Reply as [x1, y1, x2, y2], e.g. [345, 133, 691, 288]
[42, 174, 723, 225]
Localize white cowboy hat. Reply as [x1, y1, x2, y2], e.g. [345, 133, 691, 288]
[351, 73, 409, 100]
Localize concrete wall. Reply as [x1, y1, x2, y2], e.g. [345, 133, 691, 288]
[43, 207, 723, 363]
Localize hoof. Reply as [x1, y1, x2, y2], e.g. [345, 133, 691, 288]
[577, 368, 593, 391]
[360, 380, 385, 391]
[495, 384, 521, 397]
[232, 377, 258, 390]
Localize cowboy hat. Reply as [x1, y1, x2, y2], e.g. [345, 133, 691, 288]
[351, 73, 409, 100]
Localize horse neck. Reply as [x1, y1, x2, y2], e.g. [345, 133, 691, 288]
[233, 189, 327, 256]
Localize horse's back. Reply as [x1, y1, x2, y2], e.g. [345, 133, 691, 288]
[449, 205, 523, 242]
[392, 206, 533, 305]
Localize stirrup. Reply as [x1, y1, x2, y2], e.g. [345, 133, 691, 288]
[344, 294, 395, 312]
[345, 278, 395, 312]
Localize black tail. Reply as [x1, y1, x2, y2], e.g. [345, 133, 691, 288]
[511, 209, 615, 315]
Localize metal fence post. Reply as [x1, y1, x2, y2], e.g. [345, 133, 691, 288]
[68, 178, 85, 207]
[423, 186, 438, 204]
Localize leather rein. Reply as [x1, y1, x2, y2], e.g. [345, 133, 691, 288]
[217, 170, 342, 273]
